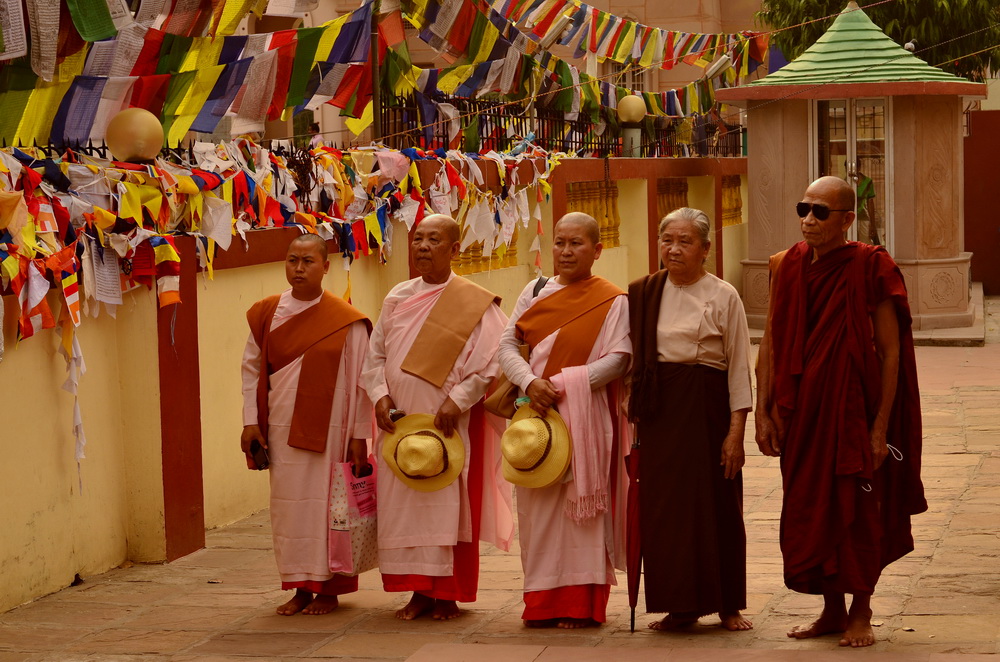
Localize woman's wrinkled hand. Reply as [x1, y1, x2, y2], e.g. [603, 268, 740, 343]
[720, 431, 746, 480]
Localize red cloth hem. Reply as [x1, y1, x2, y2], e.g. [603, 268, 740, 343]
[282, 575, 358, 596]
[379, 404, 487, 604]
[521, 584, 611, 622]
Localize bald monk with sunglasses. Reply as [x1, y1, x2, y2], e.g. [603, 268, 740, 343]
[756, 176, 926, 647]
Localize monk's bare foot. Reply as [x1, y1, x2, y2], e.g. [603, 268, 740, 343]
[302, 594, 339, 615]
[839, 608, 875, 647]
[396, 592, 435, 620]
[648, 613, 699, 631]
[720, 611, 753, 631]
[276, 589, 312, 616]
[524, 618, 559, 628]
[787, 609, 848, 639]
[557, 617, 598, 629]
[432, 600, 461, 620]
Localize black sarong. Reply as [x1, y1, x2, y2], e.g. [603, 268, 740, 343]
[637, 362, 746, 615]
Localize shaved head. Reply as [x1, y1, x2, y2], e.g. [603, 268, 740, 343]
[555, 212, 600, 244]
[289, 233, 329, 260]
[809, 176, 856, 211]
[420, 214, 461, 244]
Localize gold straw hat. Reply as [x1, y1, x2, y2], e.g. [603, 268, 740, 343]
[382, 414, 465, 492]
[500, 406, 572, 488]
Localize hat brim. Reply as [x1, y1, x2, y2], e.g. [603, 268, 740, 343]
[382, 413, 465, 492]
[501, 406, 572, 489]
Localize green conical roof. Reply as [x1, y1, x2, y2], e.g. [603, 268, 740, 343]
[749, 2, 970, 87]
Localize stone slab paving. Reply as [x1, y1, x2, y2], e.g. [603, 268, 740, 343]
[2, 300, 999, 661]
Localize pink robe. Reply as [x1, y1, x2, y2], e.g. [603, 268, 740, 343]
[242, 290, 373, 588]
[362, 273, 513, 579]
[501, 280, 631, 594]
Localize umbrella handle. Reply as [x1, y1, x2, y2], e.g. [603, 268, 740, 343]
[630, 607, 635, 633]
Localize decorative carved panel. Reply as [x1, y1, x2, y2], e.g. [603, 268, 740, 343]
[917, 99, 960, 259]
[656, 178, 689, 221]
[722, 175, 743, 227]
[566, 181, 621, 248]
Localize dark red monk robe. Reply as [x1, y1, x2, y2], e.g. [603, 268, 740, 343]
[769, 241, 925, 595]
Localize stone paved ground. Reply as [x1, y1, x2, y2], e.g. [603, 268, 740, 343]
[2, 300, 999, 662]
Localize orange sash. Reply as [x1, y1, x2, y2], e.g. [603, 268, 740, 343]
[400, 277, 501, 388]
[515, 276, 624, 379]
[247, 292, 370, 453]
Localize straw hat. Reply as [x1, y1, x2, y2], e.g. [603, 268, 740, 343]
[382, 414, 465, 492]
[500, 406, 572, 488]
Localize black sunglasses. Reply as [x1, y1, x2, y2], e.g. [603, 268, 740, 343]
[796, 202, 852, 221]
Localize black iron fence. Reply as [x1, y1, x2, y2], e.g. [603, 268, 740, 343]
[379, 93, 744, 158]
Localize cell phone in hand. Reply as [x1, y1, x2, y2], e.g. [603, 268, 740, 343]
[389, 409, 407, 422]
[250, 439, 270, 470]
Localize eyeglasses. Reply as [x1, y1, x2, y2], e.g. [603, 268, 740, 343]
[796, 202, 852, 221]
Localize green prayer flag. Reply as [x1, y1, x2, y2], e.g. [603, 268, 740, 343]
[285, 27, 325, 109]
[463, 114, 480, 152]
[66, 0, 118, 41]
[159, 70, 198, 146]
[0, 63, 39, 144]
[156, 35, 195, 76]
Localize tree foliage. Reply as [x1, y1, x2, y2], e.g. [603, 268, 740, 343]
[756, 0, 1000, 81]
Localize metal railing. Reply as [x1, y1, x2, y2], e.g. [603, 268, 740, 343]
[378, 93, 744, 157]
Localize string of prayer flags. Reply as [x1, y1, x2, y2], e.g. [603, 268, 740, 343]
[494, 0, 767, 75]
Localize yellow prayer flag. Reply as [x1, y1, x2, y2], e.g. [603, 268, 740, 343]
[217, 0, 257, 36]
[345, 102, 374, 136]
[407, 162, 421, 190]
[169, 65, 226, 145]
[315, 13, 350, 63]
[437, 65, 475, 95]
[363, 211, 382, 244]
[0, 254, 19, 282]
[14, 80, 73, 145]
[471, 23, 499, 65]
[92, 207, 118, 230]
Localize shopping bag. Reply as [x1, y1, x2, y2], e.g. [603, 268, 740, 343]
[328, 455, 378, 575]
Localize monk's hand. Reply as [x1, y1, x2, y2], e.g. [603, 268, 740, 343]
[720, 432, 745, 480]
[241, 425, 266, 469]
[754, 409, 781, 457]
[526, 378, 559, 415]
[870, 426, 889, 470]
[347, 438, 370, 477]
[375, 396, 397, 433]
[434, 397, 461, 437]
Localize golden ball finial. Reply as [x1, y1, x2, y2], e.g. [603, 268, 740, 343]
[105, 108, 164, 162]
[617, 94, 647, 124]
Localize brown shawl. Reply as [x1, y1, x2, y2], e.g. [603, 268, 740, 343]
[399, 276, 501, 388]
[626, 269, 671, 421]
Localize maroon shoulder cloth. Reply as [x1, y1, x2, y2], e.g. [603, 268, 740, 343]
[769, 241, 926, 595]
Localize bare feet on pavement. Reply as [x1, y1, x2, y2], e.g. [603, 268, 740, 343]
[840, 607, 875, 647]
[787, 607, 848, 639]
[276, 589, 313, 616]
[721, 611, 753, 631]
[648, 613, 699, 631]
[524, 618, 559, 628]
[302, 594, 339, 615]
[396, 592, 435, 620]
[432, 600, 461, 620]
[557, 617, 598, 629]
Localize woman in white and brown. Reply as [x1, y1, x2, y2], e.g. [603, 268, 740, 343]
[627, 207, 753, 632]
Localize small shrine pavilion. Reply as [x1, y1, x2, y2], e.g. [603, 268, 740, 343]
[716, 1, 986, 329]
